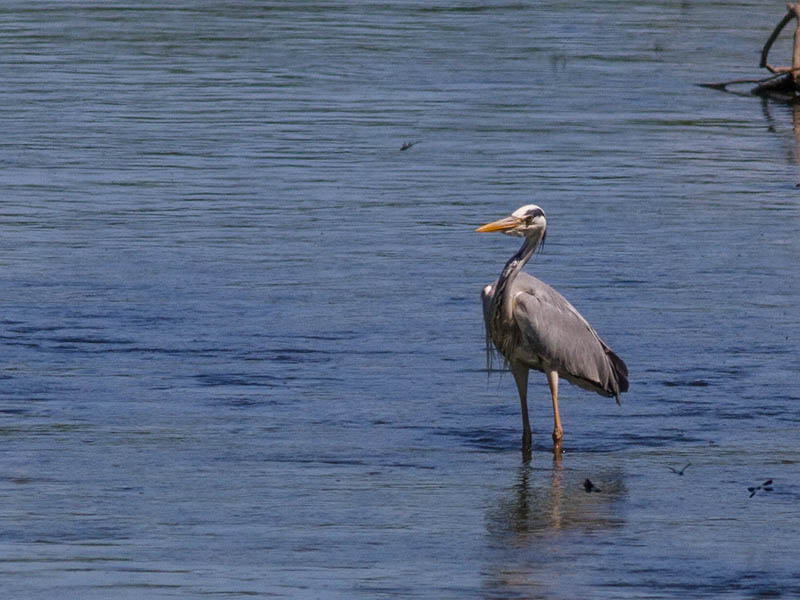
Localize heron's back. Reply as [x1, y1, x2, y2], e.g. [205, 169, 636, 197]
[483, 272, 628, 402]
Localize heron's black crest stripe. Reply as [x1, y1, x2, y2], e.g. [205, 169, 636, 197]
[524, 207, 545, 220]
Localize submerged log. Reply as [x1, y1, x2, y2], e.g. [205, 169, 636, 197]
[752, 73, 796, 97]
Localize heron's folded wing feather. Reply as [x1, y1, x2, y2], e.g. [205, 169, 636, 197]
[511, 277, 621, 397]
[480, 282, 501, 370]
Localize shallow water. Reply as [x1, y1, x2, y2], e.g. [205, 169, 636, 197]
[1, 1, 799, 598]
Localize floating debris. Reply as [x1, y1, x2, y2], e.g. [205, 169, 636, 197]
[748, 479, 774, 498]
[668, 463, 691, 476]
[583, 478, 601, 493]
[400, 140, 419, 151]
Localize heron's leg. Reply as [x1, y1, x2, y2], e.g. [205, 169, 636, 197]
[511, 363, 532, 461]
[547, 370, 563, 455]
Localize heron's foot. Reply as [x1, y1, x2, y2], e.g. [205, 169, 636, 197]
[552, 438, 563, 460]
[552, 428, 563, 458]
[522, 431, 532, 463]
[552, 428, 563, 445]
[522, 446, 532, 463]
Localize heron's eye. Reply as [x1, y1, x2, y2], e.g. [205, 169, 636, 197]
[525, 216, 533, 225]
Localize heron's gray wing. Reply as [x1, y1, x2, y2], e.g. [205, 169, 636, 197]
[511, 274, 625, 400]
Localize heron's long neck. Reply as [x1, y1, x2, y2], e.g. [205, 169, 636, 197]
[496, 232, 542, 322]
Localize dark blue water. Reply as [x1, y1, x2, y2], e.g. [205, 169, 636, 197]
[2, 1, 799, 598]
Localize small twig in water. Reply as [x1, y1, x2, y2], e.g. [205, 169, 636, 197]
[748, 479, 774, 498]
[400, 140, 420, 151]
[699, 68, 800, 91]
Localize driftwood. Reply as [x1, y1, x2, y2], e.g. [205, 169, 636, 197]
[755, 3, 800, 96]
[700, 71, 795, 92]
[704, 4, 800, 100]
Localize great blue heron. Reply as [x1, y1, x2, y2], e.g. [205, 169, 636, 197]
[477, 205, 628, 459]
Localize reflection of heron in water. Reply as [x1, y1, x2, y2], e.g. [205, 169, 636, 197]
[477, 205, 628, 460]
[483, 464, 625, 596]
[486, 464, 625, 540]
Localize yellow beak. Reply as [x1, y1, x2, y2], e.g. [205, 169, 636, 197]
[475, 216, 521, 233]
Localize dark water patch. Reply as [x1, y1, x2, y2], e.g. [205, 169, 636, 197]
[441, 295, 470, 304]
[0, 423, 90, 436]
[439, 426, 517, 452]
[417, 4, 529, 15]
[209, 396, 280, 409]
[9, 524, 132, 545]
[45, 336, 133, 345]
[616, 432, 705, 449]
[609, 278, 649, 286]
[715, 410, 756, 421]
[284, 332, 358, 342]
[265, 347, 332, 355]
[776, 413, 800, 423]
[656, 396, 715, 405]
[0, 407, 30, 415]
[625, 409, 706, 419]
[194, 373, 289, 388]
[64, 566, 193, 575]
[662, 379, 710, 387]
[385, 462, 436, 470]
[268, 455, 367, 467]
[87, 583, 183, 591]
[346, 349, 399, 356]
[265, 451, 436, 472]
[107, 346, 226, 357]
[0, 337, 43, 349]
[631, 572, 797, 598]
[259, 348, 334, 364]
[7, 325, 73, 334]
[751, 406, 789, 418]
[0, 475, 54, 485]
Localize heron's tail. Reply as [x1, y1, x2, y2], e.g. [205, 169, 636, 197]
[604, 346, 629, 405]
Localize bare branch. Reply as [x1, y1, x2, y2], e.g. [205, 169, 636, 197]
[700, 68, 800, 91]
[761, 9, 795, 72]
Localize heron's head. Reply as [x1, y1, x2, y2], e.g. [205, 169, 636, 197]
[475, 204, 547, 239]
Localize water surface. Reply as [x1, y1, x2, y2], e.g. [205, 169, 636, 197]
[1, 1, 799, 598]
